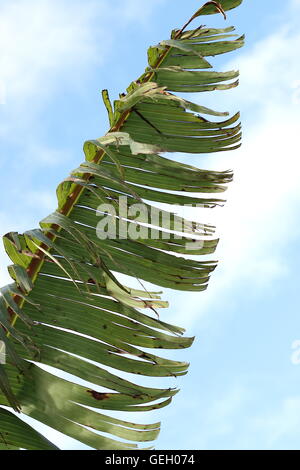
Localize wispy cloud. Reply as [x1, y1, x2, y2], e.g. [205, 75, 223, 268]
[0, 0, 110, 127]
[0, 0, 166, 109]
[252, 396, 300, 449]
[176, 383, 300, 450]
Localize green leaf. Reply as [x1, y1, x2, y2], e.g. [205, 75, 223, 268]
[0, 407, 59, 450]
[0, 1, 243, 450]
[195, 0, 243, 16]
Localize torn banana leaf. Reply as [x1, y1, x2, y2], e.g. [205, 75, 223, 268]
[0, 0, 243, 450]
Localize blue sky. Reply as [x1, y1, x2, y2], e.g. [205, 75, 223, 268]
[1, 0, 300, 450]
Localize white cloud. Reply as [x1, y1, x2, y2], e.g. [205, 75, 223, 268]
[252, 396, 300, 448]
[205, 385, 249, 437]
[0, 0, 166, 108]
[0, 0, 107, 109]
[290, 0, 300, 8]
[120, 0, 166, 23]
[180, 384, 300, 450]
[23, 189, 57, 213]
